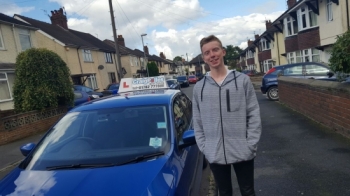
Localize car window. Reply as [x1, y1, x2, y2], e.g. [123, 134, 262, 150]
[167, 80, 175, 86]
[177, 76, 187, 80]
[83, 86, 93, 93]
[305, 64, 329, 76]
[74, 92, 83, 99]
[108, 84, 119, 90]
[24, 105, 170, 170]
[173, 96, 190, 145]
[283, 65, 304, 76]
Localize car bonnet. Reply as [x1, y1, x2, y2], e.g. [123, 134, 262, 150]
[0, 157, 174, 196]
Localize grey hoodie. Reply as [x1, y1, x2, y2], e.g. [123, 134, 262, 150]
[192, 70, 262, 164]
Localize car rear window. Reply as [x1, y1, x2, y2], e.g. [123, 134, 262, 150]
[177, 76, 187, 80]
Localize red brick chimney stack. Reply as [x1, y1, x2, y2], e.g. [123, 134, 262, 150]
[254, 34, 260, 40]
[265, 20, 272, 30]
[117, 35, 125, 47]
[287, 0, 297, 9]
[160, 52, 166, 59]
[247, 39, 253, 46]
[50, 8, 68, 29]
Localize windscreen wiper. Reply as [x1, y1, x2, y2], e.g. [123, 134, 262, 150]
[46, 151, 165, 170]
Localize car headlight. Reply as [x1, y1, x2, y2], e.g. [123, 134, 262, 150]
[92, 94, 99, 98]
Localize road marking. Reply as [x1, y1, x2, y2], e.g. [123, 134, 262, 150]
[0, 160, 23, 172]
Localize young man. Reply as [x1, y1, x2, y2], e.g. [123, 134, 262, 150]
[192, 35, 262, 196]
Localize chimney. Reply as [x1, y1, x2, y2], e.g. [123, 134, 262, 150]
[254, 34, 260, 40]
[247, 39, 253, 46]
[117, 35, 125, 47]
[160, 52, 166, 59]
[50, 8, 68, 29]
[287, 0, 297, 9]
[265, 20, 272, 30]
[144, 45, 149, 55]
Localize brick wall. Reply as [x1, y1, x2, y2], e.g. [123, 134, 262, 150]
[285, 35, 299, 53]
[279, 76, 350, 138]
[247, 58, 255, 65]
[0, 107, 67, 145]
[298, 27, 320, 50]
[258, 50, 272, 61]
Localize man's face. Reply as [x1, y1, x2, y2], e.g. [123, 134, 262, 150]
[201, 41, 226, 69]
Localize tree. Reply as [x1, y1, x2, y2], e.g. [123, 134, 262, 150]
[173, 56, 182, 62]
[147, 62, 159, 76]
[329, 30, 350, 79]
[13, 48, 74, 112]
[223, 45, 243, 70]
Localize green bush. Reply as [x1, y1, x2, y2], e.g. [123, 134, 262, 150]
[147, 62, 159, 76]
[13, 48, 74, 112]
[329, 30, 350, 80]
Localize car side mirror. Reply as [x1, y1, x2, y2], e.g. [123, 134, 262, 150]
[179, 129, 196, 149]
[327, 72, 334, 78]
[20, 143, 36, 156]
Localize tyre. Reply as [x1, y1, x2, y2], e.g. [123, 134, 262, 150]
[267, 86, 279, 101]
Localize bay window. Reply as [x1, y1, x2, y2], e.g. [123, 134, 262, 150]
[297, 5, 318, 31]
[0, 72, 14, 102]
[287, 49, 320, 64]
[284, 17, 298, 36]
[263, 60, 274, 73]
[246, 50, 254, 59]
[259, 38, 270, 51]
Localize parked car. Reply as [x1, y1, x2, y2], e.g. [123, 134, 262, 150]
[73, 85, 103, 99]
[188, 75, 197, 84]
[166, 79, 181, 90]
[177, 75, 189, 87]
[261, 62, 334, 101]
[101, 83, 120, 96]
[242, 70, 258, 76]
[73, 90, 91, 106]
[0, 76, 205, 196]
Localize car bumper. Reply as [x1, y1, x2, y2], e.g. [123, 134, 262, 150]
[260, 86, 266, 94]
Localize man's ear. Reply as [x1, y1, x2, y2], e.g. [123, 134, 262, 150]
[222, 48, 226, 56]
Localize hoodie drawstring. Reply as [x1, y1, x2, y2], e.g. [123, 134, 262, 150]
[201, 76, 206, 102]
[233, 71, 238, 90]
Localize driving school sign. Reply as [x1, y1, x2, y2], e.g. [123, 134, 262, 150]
[118, 76, 167, 93]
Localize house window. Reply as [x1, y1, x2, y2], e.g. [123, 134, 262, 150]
[0, 28, 4, 50]
[0, 72, 14, 101]
[105, 53, 113, 63]
[259, 38, 270, 51]
[246, 50, 254, 59]
[87, 74, 98, 89]
[134, 57, 139, 67]
[108, 72, 116, 83]
[326, 0, 333, 21]
[18, 28, 32, 51]
[83, 50, 93, 62]
[263, 60, 274, 73]
[284, 16, 298, 36]
[297, 5, 318, 31]
[287, 52, 295, 64]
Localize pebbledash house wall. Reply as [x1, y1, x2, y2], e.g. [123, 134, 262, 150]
[278, 76, 350, 138]
[0, 107, 67, 145]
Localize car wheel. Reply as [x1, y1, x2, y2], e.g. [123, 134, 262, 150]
[267, 86, 279, 101]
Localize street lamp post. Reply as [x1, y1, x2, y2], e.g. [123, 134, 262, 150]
[141, 34, 149, 77]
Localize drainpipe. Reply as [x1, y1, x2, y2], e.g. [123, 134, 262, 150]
[76, 46, 83, 74]
[347, 0, 350, 30]
[276, 32, 281, 65]
[11, 24, 19, 54]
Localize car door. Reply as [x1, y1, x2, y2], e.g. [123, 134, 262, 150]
[173, 93, 202, 196]
[304, 63, 330, 79]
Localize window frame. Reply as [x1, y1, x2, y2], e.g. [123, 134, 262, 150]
[105, 53, 113, 63]
[172, 94, 192, 146]
[0, 72, 14, 102]
[259, 38, 270, 51]
[284, 16, 298, 37]
[83, 49, 93, 62]
[0, 27, 5, 50]
[87, 74, 98, 90]
[18, 28, 32, 51]
[297, 5, 318, 31]
[326, 0, 333, 21]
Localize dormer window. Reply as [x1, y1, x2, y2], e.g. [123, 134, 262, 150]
[297, 5, 318, 31]
[259, 38, 270, 51]
[246, 50, 254, 59]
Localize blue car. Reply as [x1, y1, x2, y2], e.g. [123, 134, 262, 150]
[0, 76, 205, 196]
[261, 62, 334, 101]
[73, 85, 103, 99]
[101, 83, 119, 96]
[73, 90, 91, 107]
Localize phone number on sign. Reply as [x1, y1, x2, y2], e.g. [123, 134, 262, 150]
[132, 84, 165, 90]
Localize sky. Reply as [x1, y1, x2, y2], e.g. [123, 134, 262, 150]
[0, 0, 287, 60]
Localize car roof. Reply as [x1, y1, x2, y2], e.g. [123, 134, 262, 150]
[70, 89, 180, 112]
[276, 62, 329, 68]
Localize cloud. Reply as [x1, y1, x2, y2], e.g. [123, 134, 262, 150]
[0, 1, 34, 16]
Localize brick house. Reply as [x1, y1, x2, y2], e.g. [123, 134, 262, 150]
[0, 13, 38, 110]
[14, 8, 119, 91]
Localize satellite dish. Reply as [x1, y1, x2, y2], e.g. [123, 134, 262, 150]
[98, 65, 104, 70]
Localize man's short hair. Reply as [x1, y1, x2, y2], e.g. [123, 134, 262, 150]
[200, 35, 223, 52]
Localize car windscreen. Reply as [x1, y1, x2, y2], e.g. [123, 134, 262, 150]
[167, 80, 175, 85]
[23, 105, 171, 170]
[177, 76, 187, 80]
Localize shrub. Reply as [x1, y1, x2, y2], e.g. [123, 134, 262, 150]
[147, 62, 159, 76]
[329, 30, 350, 80]
[13, 48, 74, 112]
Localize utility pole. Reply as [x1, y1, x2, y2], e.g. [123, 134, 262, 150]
[108, 0, 123, 82]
